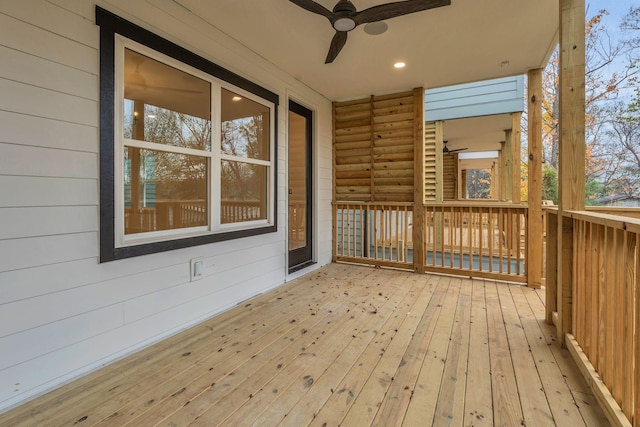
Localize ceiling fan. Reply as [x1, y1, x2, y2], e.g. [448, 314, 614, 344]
[443, 140, 467, 155]
[289, 0, 451, 63]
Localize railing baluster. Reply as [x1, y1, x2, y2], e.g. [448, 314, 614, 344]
[488, 208, 494, 273]
[448, 206, 454, 268]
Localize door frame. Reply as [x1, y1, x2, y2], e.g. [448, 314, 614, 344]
[287, 99, 314, 272]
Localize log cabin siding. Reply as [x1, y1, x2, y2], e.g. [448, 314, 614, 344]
[334, 91, 417, 203]
[0, 0, 332, 412]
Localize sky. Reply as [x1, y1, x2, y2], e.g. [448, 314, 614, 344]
[588, 0, 636, 36]
[586, 0, 638, 99]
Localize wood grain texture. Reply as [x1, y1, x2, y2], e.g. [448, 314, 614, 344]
[527, 68, 543, 288]
[334, 91, 417, 203]
[0, 264, 609, 426]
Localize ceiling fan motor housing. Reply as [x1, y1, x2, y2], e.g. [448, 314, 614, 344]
[332, 0, 357, 31]
[333, 0, 356, 14]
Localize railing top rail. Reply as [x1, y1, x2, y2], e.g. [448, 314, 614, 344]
[332, 201, 414, 207]
[564, 209, 640, 233]
[332, 201, 530, 209]
[424, 201, 529, 209]
[586, 206, 640, 213]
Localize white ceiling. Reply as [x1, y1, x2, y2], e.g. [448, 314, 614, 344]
[443, 113, 514, 153]
[174, 0, 559, 101]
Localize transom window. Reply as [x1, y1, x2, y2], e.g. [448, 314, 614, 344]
[97, 7, 278, 261]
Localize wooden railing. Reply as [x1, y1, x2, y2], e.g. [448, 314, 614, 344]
[423, 203, 528, 283]
[334, 202, 413, 269]
[125, 200, 206, 233]
[333, 202, 528, 282]
[221, 200, 263, 224]
[125, 199, 263, 234]
[565, 211, 639, 425]
[546, 209, 639, 426]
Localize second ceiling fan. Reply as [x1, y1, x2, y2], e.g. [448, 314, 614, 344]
[289, 0, 451, 63]
[443, 140, 467, 155]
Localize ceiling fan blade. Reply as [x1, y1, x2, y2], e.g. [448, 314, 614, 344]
[325, 31, 348, 63]
[448, 148, 468, 153]
[354, 0, 450, 25]
[288, 0, 334, 21]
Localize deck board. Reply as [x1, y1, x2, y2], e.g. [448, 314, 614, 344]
[0, 264, 610, 427]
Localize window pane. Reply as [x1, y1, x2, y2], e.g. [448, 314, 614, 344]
[124, 49, 211, 150]
[124, 147, 208, 234]
[221, 160, 268, 223]
[221, 88, 270, 160]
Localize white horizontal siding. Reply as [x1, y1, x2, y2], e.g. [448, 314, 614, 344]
[0, 232, 98, 273]
[0, 0, 333, 413]
[0, 176, 97, 208]
[0, 12, 98, 74]
[425, 75, 525, 121]
[0, 206, 98, 239]
[0, 111, 97, 152]
[0, 79, 98, 126]
[0, 46, 98, 101]
[0, 304, 123, 372]
[0, 144, 97, 178]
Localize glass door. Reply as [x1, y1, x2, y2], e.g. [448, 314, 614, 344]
[288, 101, 313, 271]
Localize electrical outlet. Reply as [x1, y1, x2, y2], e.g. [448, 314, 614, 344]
[190, 257, 204, 281]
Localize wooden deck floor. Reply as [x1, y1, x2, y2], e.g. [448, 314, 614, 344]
[0, 264, 609, 427]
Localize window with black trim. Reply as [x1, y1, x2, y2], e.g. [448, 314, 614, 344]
[97, 7, 278, 261]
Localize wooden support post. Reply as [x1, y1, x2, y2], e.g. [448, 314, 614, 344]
[490, 161, 497, 199]
[527, 68, 543, 288]
[332, 102, 338, 262]
[511, 112, 522, 203]
[434, 121, 444, 249]
[457, 160, 464, 200]
[435, 121, 444, 203]
[413, 88, 426, 273]
[504, 130, 513, 202]
[498, 141, 506, 201]
[557, 0, 586, 346]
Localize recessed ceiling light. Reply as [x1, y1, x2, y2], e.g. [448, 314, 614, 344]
[364, 21, 388, 35]
[232, 96, 242, 102]
[394, 62, 406, 69]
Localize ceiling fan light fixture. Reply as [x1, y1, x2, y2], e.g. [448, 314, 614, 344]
[333, 17, 356, 31]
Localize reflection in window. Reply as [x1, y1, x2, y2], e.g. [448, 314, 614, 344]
[221, 161, 267, 224]
[124, 147, 208, 234]
[123, 49, 211, 150]
[221, 88, 269, 160]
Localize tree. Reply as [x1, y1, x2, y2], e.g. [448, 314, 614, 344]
[541, 8, 638, 173]
[542, 165, 558, 204]
[465, 169, 491, 199]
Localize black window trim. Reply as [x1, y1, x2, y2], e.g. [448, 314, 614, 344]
[96, 6, 279, 262]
